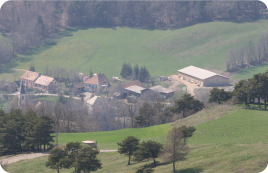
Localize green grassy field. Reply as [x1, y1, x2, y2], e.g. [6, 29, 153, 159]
[6, 106, 268, 173]
[233, 62, 268, 79]
[58, 123, 172, 149]
[2, 20, 268, 80]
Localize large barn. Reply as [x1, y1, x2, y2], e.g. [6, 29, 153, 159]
[178, 66, 229, 87]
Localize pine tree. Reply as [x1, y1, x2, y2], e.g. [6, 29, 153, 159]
[134, 64, 139, 80]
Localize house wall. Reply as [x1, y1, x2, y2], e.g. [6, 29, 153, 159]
[178, 73, 229, 86]
[178, 73, 204, 86]
[203, 75, 229, 86]
[21, 79, 35, 88]
[84, 84, 98, 92]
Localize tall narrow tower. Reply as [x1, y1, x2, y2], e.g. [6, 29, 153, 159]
[18, 80, 26, 109]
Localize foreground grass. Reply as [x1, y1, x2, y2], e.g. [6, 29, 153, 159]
[6, 143, 268, 173]
[2, 20, 268, 79]
[6, 106, 268, 173]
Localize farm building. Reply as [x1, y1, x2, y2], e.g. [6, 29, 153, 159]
[178, 66, 229, 87]
[34, 75, 58, 91]
[149, 85, 175, 99]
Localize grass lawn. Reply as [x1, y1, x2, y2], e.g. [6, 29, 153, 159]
[5, 106, 268, 173]
[57, 123, 172, 149]
[232, 62, 268, 80]
[1, 20, 268, 80]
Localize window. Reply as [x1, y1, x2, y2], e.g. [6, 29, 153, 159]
[22, 96, 24, 100]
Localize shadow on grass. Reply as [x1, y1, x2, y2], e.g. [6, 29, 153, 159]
[177, 167, 203, 173]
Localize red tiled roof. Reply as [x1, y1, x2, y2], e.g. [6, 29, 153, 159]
[84, 73, 110, 85]
[121, 80, 144, 89]
[74, 82, 85, 88]
[20, 71, 39, 82]
[35, 75, 55, 86]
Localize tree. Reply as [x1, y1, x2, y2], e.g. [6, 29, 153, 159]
[117, 136, 140, 165]
[134, 140, 163, 165]
[120, 62, 132, 79]
[29, 64, 35, 72]
[64, 142, 81, 171]
[89, 69, 93, 78]
[46, 147, 68, 173]
[177, 125, 196, 144]
[208, 88, 232, 104]
[233, 79, 252, 108]
[161, 127, 189, 172]
[139, 66, 150, 83]
[134, 64, 139, 80]
[135, 102, 154, 127]
[74, 146, 102, 173]
[171, 93, 204, 118]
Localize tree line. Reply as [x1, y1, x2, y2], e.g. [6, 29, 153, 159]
[0, 1, 265, 67]
[0, 109, 54, 155]
[120, 62, 150, 83]
[226, 33, 268, 72]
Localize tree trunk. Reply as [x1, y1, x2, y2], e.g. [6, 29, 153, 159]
[265, 98, 267, 109]
[153, 158, 156, 165]
[258, 97, 261, 109]
[57, 168, 59, 173]
[173, 161, 176, 172]
[124, 115, 125, 129]
[128, 157, 131, 165]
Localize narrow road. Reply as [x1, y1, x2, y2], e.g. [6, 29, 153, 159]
[0, 150, 117, 165]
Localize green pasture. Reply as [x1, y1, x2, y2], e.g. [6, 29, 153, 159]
[2, 20, 268, 79]
[233, 62, 268, 79]
[58, 123, 171, 149]
[5, 106, 268, 173]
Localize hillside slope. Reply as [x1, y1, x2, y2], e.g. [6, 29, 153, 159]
[3, 20, 268, 80]
[6, 106, 268, 173]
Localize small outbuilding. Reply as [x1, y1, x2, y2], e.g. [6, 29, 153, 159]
[82, 140, 97, 148]
[178, 66, 229, 87]
[149, 85, 175, 99]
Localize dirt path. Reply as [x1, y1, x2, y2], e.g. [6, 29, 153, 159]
[168, 75, 203, 96]
[11, 68, 28, 72]
[0, 150, 117, 165]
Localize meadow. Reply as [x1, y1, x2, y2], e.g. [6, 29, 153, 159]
[2, 20, 268, 80]
[5, 105, 268, 173]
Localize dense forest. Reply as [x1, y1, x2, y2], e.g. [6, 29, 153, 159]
[0, 1, 266, 66]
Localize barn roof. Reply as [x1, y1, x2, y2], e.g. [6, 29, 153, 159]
[84, 73, 110, 85]
[35, 75, 55, 86]
[178, 66, 229, 80]
[20, 71, 40, 82]
[125, 86, 146, 94]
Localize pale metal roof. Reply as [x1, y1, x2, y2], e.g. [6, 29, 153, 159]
[149, 85, 174, 94]
[35, 75, 55, 86]
[125, 86, 146, 94]
[178, 66, 229, 80]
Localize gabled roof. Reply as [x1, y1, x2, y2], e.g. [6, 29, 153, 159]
[125, 86, 146, 94]
[20, 71, 40, 82]
[121, 80, 144, 89]
[178, 66, 229, 80]
[86, 96, 108, 106]
[73, 82, 85, 89]
[84, 73, 110, 85]
[149, 85, 174, 94]
[35, 75, 55, 86]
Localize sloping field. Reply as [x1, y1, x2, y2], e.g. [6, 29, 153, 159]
[233, 62, 268, 79]
[4, 20, 268, 79]
[6, 106, 268, 173]
[58, 123, 172, 149]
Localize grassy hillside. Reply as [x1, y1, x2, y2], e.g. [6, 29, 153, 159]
[233, 62, 268, 79]
[3, 20, 268, 80]
[6, 106, 268, 173]
[58, 123, 171, 149]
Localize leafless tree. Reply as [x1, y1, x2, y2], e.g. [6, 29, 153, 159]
[161, 127, 189, 172]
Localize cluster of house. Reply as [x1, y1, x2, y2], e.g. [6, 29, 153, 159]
[20, 71, 58, 91]
[18, 66, 229, 110]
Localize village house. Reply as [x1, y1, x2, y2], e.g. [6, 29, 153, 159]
[84, 73, 110, 92]
[178, 66, 229, 87]
[149, 85, 175, 99]
[72, 82, 85, 93]
[86, 96, 109, 111]
[34, 75, 58, 91]
[113, 80, 145, 98]
[20, 71, 41, 88]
